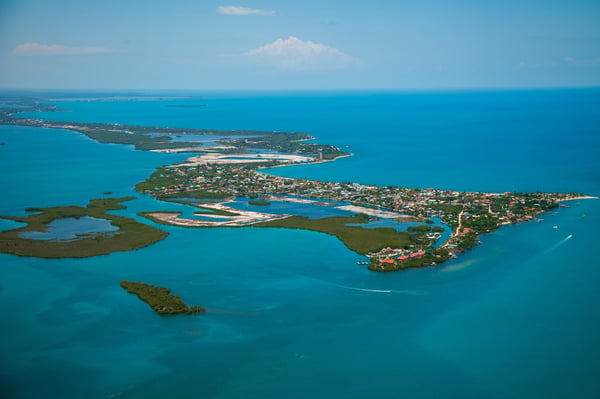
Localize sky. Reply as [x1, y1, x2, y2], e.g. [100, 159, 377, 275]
[0, 0, 599, 90]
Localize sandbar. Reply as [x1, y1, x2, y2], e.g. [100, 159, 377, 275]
[335, 205, 406, 219]
[171, 153, 314, 167]
[142, 202, 289, 227]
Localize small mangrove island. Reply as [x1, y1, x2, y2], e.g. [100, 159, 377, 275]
[0, 197, 168, 258]
[120, 281, 205, 315]
[248, 199, 271, 206]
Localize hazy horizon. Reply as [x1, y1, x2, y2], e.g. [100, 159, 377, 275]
[1, 0, 599, 90]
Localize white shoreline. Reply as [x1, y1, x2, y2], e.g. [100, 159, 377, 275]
[257, 153, 354, 171]
[144, 202, 290, 227]
[558, 195, 598, 202]
[170, 152, 314, 167]
[335, 205, 405, 219]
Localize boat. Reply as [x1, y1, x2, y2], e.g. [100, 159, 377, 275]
[553, 225, 559, 229]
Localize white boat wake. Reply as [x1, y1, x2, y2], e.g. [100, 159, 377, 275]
[548, 234, 573, 252]
[332, 283, 428, 296]
[334, 284, 392, 293]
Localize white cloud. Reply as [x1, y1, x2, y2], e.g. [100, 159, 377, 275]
[218, 6, 275, 16]
[243, 36, 360, 70]
[9, 43, 118, 56]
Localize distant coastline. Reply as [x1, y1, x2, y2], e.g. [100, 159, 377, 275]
[166, 104, 207, 108]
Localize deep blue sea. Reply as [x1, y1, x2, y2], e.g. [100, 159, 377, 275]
[1, 89, 599, 399]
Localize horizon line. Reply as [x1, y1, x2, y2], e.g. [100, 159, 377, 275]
[1, 85, 599, 93]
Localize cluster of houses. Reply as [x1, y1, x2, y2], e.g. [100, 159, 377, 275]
[143, 162, 572, 254]
[378, 250, 427, 265]
[146, 162, 566, 221]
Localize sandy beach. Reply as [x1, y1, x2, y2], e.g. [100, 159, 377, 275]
[558, 195, 599, 202]
[143, 202, 289, 227]
[150, 147, 203, 153]
[263, 196, 317, 204]
[335, 204, 405, 219]
[257, 152, 354, 170]
[170, 153, 314, 167]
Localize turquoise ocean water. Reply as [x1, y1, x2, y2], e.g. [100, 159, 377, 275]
[1, 89, 599, 398]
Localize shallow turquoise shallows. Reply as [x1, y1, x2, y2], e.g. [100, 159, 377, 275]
[2, 89, 600, 399]
[19, 217, 119, 240]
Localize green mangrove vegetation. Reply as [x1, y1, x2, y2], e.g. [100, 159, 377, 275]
[0, 197, 168, 258]
[253, 213, 417, 255]
[120, 281, 205, 315]
[248, 199, 271, 206]
[1, 104, 348, 158]
[0, 96, 585, 271]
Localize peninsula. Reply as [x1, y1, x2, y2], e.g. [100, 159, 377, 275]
[0, 96, 593, 270]
[137, 156, 587, 271]
[0, 101, 345, 157]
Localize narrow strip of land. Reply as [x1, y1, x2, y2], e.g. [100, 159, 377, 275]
[120, 281, 205, 315]
[141, 202, 290, 227]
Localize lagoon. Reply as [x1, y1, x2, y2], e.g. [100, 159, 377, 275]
[20, 216, 119, 240]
